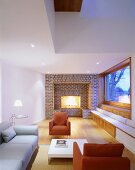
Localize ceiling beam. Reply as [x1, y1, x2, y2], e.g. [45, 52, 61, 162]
[54, 0, 83, 12]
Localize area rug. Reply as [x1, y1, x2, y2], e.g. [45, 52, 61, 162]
[31, 145, 73, 170]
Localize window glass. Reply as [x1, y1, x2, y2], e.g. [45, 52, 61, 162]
[106, 66, 130, 104]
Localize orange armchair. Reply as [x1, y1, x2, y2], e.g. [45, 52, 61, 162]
[49, 112, 71, 135]
[73, 142, 130, 170]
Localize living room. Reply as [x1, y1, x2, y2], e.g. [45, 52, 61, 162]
[0, 0, 135, 170]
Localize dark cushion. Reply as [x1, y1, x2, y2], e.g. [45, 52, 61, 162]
[2, 126, 16, 143]
[0, 122, 12, 144]
[83, 143, 124, 157]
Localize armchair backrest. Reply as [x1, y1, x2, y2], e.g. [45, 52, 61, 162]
[73, 142, 130, 170]
[83, 143, 124, 157]
[53, 112, 68, 125]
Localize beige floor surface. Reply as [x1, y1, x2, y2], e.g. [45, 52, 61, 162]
[31, 117, 135, 170]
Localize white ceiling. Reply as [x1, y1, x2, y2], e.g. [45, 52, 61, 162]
[0, 0, 134, 74]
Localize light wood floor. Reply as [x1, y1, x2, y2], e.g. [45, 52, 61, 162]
[36, 117, 135, 170]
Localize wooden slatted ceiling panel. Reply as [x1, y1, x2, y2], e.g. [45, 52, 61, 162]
[54, 0, 83, 12]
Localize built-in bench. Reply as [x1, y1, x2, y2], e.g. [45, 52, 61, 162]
[100, 104, 131, 119]
[91, 106, 135, 154]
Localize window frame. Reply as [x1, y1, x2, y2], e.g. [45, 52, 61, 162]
[101, 58, 131, 109]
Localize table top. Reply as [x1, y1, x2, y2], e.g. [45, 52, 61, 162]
[48, 139, 87, 158]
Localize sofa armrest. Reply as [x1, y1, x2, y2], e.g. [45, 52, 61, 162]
[13, 125, 38, 136]
[82, 157, 130, 170]
[73, 142, 83, 170]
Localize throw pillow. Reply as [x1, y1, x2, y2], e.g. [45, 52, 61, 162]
[2, 126, 16, 142]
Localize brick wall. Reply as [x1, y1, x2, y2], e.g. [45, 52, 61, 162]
[45, 74, 98, 118]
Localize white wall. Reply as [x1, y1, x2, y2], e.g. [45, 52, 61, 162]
[55, 13, 135, 53]
[44, 0, 55, 43]
[0, 63, 2, 123]
[131, 56, 135, 121]
[1, 63, 45, 125]
[81, 0, 135, 18]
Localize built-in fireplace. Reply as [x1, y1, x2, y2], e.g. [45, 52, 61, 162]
[45, 74, 98, 118]
[54, 83, 90, 116]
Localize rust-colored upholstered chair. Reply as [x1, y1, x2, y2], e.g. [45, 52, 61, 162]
[49, 112, 71, 135]
[73, 142, 130, 170]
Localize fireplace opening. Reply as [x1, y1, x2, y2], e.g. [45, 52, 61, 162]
[54, 83, 91, 116]
[61, 96, 81, 109]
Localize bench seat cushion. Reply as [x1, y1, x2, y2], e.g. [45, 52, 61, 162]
[126, 119, 135, 128]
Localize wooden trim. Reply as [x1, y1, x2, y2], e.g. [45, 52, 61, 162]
[99, 57, 131, 109]
[92, 112, 135, 138]
[101, 57, 131, 76]
[100, 104, 131, 119]
[91, 113, 116, 137]
[104, 101, 131, 110]
[54, 0, 83, 12]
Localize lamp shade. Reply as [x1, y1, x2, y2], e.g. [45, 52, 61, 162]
[14, 100, 23, 107]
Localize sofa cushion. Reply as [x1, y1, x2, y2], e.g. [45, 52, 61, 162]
[13, 125, 38, 136]
[0, 122, 12, 144]
[9, 135, 38, 151]
[0, 143, 33, 169]
[53, 112, 68, 125]
[83, 143, 124, 157]
[2, 127, 16, 143]
[126, 119, 135, 128]
[0, 160, 22, 170]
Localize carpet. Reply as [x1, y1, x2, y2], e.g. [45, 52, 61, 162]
[31, 145, 73, 170]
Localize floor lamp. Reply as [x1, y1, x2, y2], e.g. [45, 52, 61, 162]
[9, 100, 28, 125]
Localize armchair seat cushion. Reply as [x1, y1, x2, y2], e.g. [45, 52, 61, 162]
[51, 126, 70, 135]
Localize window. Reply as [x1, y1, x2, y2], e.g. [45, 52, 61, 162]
[105, 66, 130, 104]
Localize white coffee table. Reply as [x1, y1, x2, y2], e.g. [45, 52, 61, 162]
[48, 139, 87, 160]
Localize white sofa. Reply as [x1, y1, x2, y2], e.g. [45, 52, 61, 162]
[91, 108, 135, 154]
[0, 122, 38, 170]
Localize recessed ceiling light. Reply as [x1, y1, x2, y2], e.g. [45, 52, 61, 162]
[96, 62, 100, 65]
[47, 71, 50, 74]
[30, 43, 35, 48]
